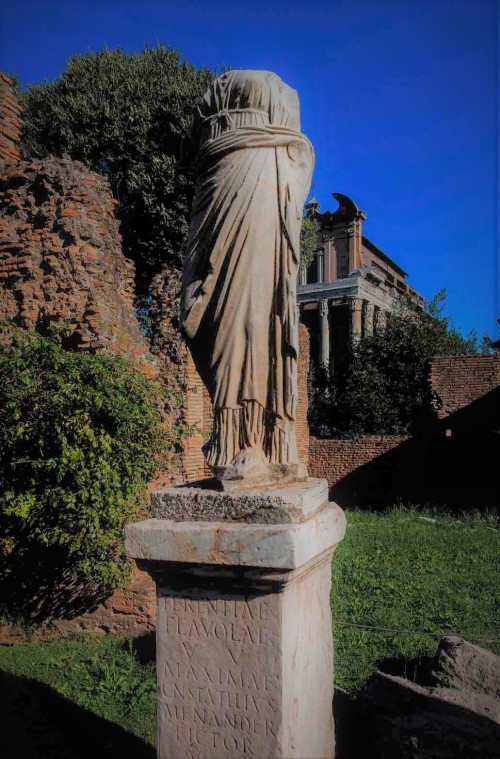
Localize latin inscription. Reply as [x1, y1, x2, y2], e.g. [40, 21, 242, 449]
[158, 591, 280, 757]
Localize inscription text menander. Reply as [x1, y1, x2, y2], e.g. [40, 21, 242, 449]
[158, 591, 281, 758]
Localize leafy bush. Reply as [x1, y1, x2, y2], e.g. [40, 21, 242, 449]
[310, 290, 485, 437]
[20, 45, 213, 295]
[0, 332, 165, 620]
[299, 214, 320, 271]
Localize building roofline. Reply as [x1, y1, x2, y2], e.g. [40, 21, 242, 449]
[362, 236, 408, 278]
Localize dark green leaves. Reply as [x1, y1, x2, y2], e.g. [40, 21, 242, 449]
[310, 289, 484, 437]
[0, 332, 165, 621]
[20, 46, 213, 295]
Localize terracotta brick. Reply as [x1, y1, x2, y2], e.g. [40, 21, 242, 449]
[0, 75, 21, 168]
[60, 209, 82, 218]
[428, 355, 500, 420]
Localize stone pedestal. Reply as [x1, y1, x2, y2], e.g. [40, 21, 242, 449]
[125, 481, 346, 759]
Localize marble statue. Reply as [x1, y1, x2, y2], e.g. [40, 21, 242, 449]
[180, 70, 314, 486]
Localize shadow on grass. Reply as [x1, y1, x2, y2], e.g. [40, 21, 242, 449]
[132, 631, 156, 666]
[376, 653, 437, 687]
[1, 670, 155, 759]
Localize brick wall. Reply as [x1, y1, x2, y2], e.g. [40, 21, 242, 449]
[309, 435, 408, 491]
[0, 73, 22, 168]
[308, 354, 500, 508]
[428, 354, 500, 421]
[0, 156, 153, 369]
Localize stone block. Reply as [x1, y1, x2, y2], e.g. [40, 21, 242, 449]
[126, 502, 345, 571]
[151, 477, 329, 524]
[435, 636, 500, 698]
[126, 493, 346, 758]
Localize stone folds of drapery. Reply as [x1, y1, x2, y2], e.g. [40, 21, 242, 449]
[180, 71, 314, 468]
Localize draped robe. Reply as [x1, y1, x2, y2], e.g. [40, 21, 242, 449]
[180, 71, 314, 468]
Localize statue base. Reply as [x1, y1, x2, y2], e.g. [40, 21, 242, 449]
[126, 482, 346, 759]
[216, 461, 308, 493]
[208, 445, 308, 493]
[151, 477, 328, 524]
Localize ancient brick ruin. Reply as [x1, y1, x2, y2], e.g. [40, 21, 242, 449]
[0, 73, 22, 168]
[429, 354, 500, 423]
[0, 156, 154, 364]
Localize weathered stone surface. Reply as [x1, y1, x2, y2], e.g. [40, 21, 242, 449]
[151, 477, 329, 523]
[126, 503, 345, 570]
[0, 155, 153, 368]
[217, 461, 309, 494]
[435, 636, 500, 698]
[180, 70, 314, 481]
[155, 554, 336, 758]
[127, 505, 345, 758]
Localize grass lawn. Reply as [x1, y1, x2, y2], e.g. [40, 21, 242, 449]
[0, 635, 157, 755]
[332, 508, 500, 691]
[0, 507, 498, 751]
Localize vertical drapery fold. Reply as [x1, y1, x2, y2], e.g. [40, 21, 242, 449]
[180, 71, 314, 469]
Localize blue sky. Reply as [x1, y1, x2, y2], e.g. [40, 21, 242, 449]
[1, 0, 498, 340]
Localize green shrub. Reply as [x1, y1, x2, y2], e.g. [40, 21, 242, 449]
[300, 214, 320, 272]
[310, 290, 485, 437]
[19, 45, 213, 295]
[0, 331, 165, 621]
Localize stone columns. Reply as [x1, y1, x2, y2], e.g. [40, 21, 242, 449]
[126, 483, 346, 759]
[363, 301, 375, 338]
[349, 297, 363, 343]
[316, 249, 324, 283]
[319, 298, 330, 368]
[374, 308, 387, 332]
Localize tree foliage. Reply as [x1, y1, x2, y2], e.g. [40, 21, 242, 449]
[0, 332, 165, 621]
[20, 46, 213, 294]
[300, 214, 320, 272]
[309, 290, 484, 437]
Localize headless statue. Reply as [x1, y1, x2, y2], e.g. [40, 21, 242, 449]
[180, 70, 314, 489]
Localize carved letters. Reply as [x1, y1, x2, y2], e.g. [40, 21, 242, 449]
[158, 591, 280, 757]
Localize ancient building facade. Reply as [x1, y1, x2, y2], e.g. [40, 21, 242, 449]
[299, 193, 424, 369]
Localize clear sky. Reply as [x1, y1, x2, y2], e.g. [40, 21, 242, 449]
[1, 0, 498, 340]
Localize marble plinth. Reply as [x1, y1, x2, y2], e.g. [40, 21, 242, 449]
[151, 477, 329, 524]
[125, 488, 346, 759]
